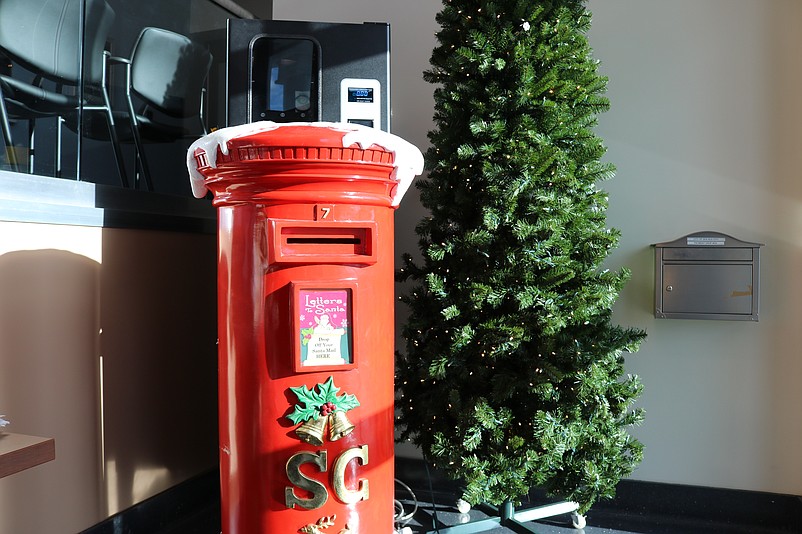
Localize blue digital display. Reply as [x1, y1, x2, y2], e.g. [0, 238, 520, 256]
[348, 87, 374, 103]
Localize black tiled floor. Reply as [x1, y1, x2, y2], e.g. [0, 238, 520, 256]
[82, 462, 802, 534]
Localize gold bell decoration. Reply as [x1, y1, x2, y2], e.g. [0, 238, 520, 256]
[328, 410, 355, 441]
[295, 415, 327, 446]
[288, 377, 361, 444]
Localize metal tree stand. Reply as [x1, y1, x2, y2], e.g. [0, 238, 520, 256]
[423, 499, 585, 533]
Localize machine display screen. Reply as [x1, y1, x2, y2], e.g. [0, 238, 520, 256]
[250, 37, 319, 121]
[347, 87, 374, 103]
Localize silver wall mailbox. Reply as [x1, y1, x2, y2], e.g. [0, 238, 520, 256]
[654, 231, 763, 321]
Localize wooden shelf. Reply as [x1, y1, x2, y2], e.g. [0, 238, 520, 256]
[0, 433, 55, 479]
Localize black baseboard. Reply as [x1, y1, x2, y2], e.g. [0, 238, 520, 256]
[590, 478, 802, 532]
[79, 470, 221, 534]
[82, 459, 802, 534]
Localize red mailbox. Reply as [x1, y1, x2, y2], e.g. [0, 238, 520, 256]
[187, 123, 423, 534]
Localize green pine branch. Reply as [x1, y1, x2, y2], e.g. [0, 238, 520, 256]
[396, 0, 646, 515]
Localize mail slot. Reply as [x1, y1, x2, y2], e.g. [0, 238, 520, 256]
[654, 231, 763, 321]
[270, 221, 378, 264]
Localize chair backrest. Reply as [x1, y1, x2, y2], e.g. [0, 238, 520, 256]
[130, 27, 213, 119]
[0, 0, 114, 84]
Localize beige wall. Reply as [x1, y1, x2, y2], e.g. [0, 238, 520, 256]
[0, 222, 218, 532]
[0, 223, 104, 533]
[589, 0, 802, 495]
[273, 0, 802, 497]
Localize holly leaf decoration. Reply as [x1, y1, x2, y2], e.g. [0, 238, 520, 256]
[288, 404, 320, 425]
[290, 384, 322, 408]
[287, 377, 360, 425]
[332, 392, 360, 413]
[317, 376, 341, 403]
[288, 384, 325, 425]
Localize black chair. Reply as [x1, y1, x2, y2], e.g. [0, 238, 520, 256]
[0, 0, 128, 186]
[107, 27, 213, 191]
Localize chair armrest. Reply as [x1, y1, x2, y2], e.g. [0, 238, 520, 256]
[104, 51, 131, 66]
[106, 56, 131, 66]
[101, 51, 133, 96]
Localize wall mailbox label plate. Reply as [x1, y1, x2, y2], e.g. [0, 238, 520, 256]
[687, 236, 725, 246]
[292, 282, 357, 372]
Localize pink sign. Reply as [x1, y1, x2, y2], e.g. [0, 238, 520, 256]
[298, 289, 352, 366]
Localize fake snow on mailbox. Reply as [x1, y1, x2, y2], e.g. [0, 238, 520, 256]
[187, 122, 423, 534]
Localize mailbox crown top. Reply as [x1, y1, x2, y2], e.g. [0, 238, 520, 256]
[187, 121, 423, 206]
[653, 231, 763, 249]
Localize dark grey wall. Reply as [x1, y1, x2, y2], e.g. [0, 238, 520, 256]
[231, 0, 272, 19]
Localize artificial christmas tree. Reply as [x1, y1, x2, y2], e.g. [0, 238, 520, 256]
[396, 0, 647, 520]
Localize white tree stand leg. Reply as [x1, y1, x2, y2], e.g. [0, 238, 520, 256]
[427, 499, 582, 533]
[456, 499, 472, 514]
[570, 511, 586, 529]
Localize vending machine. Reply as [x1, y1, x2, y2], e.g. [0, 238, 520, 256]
[227, 19, 391, 131]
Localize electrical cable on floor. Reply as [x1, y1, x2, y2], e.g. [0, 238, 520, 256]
[394, 478, 419, 534]
[424, 460, 441, 533]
